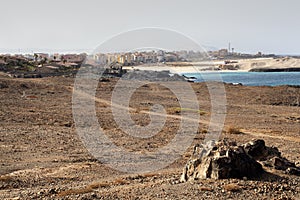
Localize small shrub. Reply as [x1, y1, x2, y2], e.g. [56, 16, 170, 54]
[113, 178, 128, 185]
[199, 186, 213, 191]
[0, 175, 13, 182]
[168, 107, 206, 115]
[142, 173, 157, 178]
[201, 129, 208, 134]
[57, 187, 93, 197]
[224, 183, 241, 192]
[227, 126, 243, 135]
[88, 182, 110, 189]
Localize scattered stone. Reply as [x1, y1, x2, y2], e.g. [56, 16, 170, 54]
[286, 167, 300, 176]
[0, 82, 8, 89]
[48, 188, 57, 194]
[99, 78, 110, 82]
[295, 161, 300, 168]
[62, 121, 72, 127]
[20, 83, 29, 89]
[272, 157, 296, 170]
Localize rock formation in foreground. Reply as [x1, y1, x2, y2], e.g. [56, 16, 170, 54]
[181, 139, 300, 182]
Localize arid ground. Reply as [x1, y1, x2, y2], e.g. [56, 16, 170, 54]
[0, 75, 299, 199]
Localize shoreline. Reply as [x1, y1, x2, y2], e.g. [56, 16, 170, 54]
[123, 65, 300, 86]
[123, 57, 300, 73]
[123, 66, 249, 74]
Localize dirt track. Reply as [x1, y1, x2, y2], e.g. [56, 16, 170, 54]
[0, 76, 299, 199]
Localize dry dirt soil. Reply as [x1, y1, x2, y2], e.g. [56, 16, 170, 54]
[0, 76, 299, 199]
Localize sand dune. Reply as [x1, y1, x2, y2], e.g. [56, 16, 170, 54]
[124, 57, 300, 73]
[237, 57, 300, 71]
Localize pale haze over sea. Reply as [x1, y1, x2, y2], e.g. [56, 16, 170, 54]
[0, 0, 300, 55]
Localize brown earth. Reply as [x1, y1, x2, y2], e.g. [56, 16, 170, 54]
[0, 76, 299, 199]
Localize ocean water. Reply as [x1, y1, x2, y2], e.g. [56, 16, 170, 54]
[181, 72, 300, 86]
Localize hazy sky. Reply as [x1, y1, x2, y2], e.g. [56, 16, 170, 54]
[1, 0, 300, 54]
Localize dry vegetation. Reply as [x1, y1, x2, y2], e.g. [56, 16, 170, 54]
[0, 76, 299, 199]
[227, 126, 243, 135]
[223, 183, 242, 192]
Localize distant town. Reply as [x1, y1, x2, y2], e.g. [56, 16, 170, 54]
[0, 48, 297, 78]
[0, 48, 279, 67]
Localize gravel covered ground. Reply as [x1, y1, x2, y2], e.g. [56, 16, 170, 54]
[0, 76, 299, 199]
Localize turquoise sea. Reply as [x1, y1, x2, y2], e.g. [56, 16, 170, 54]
[181, 72, 300, 86]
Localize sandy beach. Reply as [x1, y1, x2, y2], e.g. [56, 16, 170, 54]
[123, 57, 300, 73]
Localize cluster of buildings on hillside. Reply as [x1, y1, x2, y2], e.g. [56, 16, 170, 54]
[208, 48, 275, 59]
[0, 53, 87, 67]
[1, 50, 208, 67]
[24, 53, 87, 65]
[91, 49, 275, 65]
[0, 48, 276, 68]
[91, 50, 206, 65]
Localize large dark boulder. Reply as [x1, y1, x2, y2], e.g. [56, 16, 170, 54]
[181, 139, 300, 182]
[181, 139, 263, 181]
[243, 139, 280, 161]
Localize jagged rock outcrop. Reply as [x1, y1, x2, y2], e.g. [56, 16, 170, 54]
[181, 139, 263, 182]
[243, 139, 281, 161]
[243, 139, 300, 175]
[122, 70, 186, 81]
[181, 139, 300, 182]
